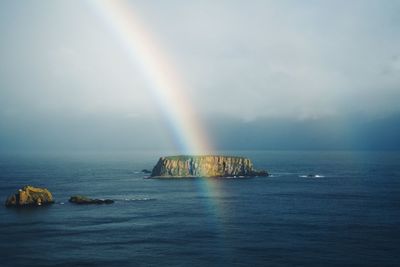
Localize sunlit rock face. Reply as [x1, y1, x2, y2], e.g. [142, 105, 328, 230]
[151, 155, 268, 178]
[5, 185, 54, 207]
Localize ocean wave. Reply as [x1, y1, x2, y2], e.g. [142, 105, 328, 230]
[55, 198, 156, 204]
[300, 174, 325, 178]
[121, 197, 156, 201]
[269, 172, 297, 177]
[222, 176, 248, 179]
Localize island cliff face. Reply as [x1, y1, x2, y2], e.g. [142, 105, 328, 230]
[151, 155, 268, 178]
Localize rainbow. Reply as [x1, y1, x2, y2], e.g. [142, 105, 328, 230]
[89, 1, 232, 240]
[90, 0, 212, 154]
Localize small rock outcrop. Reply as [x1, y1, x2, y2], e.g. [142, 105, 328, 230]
[5, 185, 54, 207]
[69, 195, 114, 205]
[151, 155, 268, 178]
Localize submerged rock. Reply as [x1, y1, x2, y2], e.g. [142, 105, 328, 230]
[141, 169, 152, 174]
[5, 185, 54, 207]
[69, 195, 114, 205]
[151, 155, 268, 178]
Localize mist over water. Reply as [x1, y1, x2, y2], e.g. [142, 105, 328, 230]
[1, 113, 400, 151]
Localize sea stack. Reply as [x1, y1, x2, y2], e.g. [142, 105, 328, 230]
[150, 155, 268, 178]
[5, 185, 54, 207]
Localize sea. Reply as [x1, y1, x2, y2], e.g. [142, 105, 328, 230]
[0, 150, 399, 267]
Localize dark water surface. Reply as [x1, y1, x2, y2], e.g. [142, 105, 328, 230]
[0, 151, 399, 267]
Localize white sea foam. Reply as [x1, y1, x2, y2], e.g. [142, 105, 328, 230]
[300, 174, 325, 178]
[122, 197, 156, 201]
[269, 174, 286, 178]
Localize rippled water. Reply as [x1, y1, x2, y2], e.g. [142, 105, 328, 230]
[0, 151, 399, 266]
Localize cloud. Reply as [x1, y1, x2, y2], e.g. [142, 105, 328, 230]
[132, 0, 400, 120]
[1, 0, 399, 120]
[0, 0, 399, 151]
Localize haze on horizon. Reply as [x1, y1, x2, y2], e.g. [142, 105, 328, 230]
[0, 0, 400, 152]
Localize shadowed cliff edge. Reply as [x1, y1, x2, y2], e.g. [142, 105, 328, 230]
[150, 155, 268, 178]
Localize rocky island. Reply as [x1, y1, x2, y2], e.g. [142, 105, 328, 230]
[5, 185, 54, 207]
[151, 155, 268, 178]
[69, 195, 114, 205]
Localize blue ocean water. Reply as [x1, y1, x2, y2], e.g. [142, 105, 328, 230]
[0, 151, 399, 267]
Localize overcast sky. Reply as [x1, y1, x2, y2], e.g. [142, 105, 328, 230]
[0, 0, 399, 151]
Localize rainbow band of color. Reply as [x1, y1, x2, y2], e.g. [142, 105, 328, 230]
[90, 0, 212, 155]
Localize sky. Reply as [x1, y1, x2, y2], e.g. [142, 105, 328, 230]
[0, 0, 399, 151]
